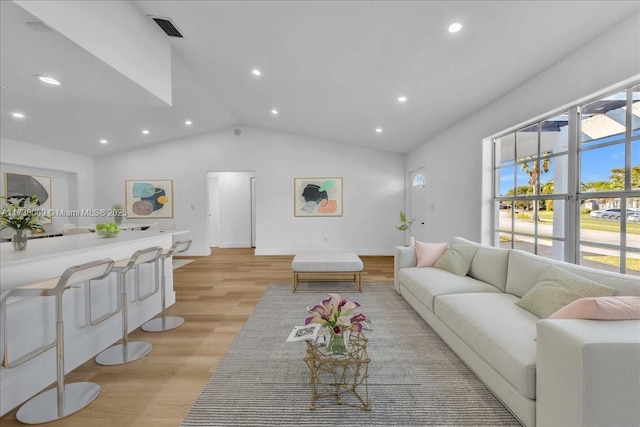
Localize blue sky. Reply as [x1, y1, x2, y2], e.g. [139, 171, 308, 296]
[499, 135, 639, 196]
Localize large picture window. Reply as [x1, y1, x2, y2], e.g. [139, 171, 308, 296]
[493, 82, 639, 276]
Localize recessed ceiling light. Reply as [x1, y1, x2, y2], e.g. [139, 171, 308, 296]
[448, 22, 462, 33]
[99, 139, 108, 144]
[271, 109, 278, 115]
[398, 96, 407, 103]
[11, 112, 25, 119]
[252, 69, 262, 77]
[375, 128, 383, 133]
[34, 74, 61, 85]
[185, 120, 192, 125]
[142, 129, 150, 135]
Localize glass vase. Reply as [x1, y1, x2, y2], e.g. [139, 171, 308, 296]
[326, 329, 348, 355]
[11, 229, 28, 251]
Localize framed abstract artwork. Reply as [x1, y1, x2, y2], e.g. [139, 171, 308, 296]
[294, 177, 343, 217]
[4, 172, 53, 224]
[125, 179, 174, 219]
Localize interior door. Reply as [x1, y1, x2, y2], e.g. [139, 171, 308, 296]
[409, 168, 427, 242]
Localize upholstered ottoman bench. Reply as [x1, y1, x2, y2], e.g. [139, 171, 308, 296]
[291, 252, 364, 292]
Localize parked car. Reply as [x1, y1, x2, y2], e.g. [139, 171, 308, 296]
[590, 208, 640, 220]
[590, 208, 622, 219]
[627, 212, 640, 222]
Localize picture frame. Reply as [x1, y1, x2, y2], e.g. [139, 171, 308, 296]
[294, 177, 343, 217]
[3, 172, 53, 224]
[125, 179, 174, 219]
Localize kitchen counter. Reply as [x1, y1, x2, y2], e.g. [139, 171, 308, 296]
[0, 229, 189, 416]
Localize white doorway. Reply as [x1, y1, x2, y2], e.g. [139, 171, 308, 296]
[207, 171, 256, 248]
[409, 167, 426, 242]
[207, 175, 221, 246]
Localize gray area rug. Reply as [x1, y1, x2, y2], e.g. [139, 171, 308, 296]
[182, 283, 521, 426]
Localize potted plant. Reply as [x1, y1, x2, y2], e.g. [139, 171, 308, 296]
[396, 211, 416, 246]
[0, 194, 50, 251]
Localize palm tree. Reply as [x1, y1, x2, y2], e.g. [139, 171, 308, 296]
[520, 154, 550, 219]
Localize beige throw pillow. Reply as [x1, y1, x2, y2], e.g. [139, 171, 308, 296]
[516, 266, 617, 318]
[433, 244, 479, 276]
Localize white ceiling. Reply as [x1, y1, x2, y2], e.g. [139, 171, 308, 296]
[1, 0, 639, 157]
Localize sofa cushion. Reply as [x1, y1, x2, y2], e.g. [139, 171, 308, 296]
[548, 296, 640, 320]
[434, 293, 539, 399]
[452, 237, 510, 292]
[434, 244, 479, 276]
[415, 241, 448, 267]
[506, 249, 640, 298]
[516, 266, 617, 318]
[399, 267, 502, 312]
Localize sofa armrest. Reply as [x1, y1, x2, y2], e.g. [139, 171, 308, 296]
[394, 246, 416, 293]
[536, 319, 640, 427]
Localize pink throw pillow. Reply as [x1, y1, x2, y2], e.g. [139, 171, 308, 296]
[549, 296, 640, 320]
[415, 241, 448, 268]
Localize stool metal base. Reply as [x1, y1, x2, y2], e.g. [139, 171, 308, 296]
[95, 341, 152, 366]
[16, 382, 100, 424]
[141, 316, 185, 332]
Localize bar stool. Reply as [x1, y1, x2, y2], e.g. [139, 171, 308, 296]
[0, 259, 114, 424]
[142, 240, 192, 332]
[95, 246, 162, 366]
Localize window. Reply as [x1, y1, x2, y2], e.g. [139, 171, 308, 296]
[493, 82, 639, 275]
[412, 174, 425, 187]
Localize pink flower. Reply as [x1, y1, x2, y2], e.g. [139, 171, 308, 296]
[350, 313, 367, 323]
[305, 293, 369, 335]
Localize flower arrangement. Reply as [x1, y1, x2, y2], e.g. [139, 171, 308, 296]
[1, 194, 50, 251]
[305, 293, 369, 354]
[0, 194, 50, 232]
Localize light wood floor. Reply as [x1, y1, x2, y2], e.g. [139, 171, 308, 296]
[1, 248, 394, 426]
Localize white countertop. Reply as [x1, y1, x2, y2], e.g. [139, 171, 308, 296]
[1, 230, 188, 267]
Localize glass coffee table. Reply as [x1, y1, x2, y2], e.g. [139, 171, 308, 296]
[303, 332, 371, 411]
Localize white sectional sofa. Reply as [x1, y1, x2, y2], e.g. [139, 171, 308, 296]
[394, 237, 640, 427]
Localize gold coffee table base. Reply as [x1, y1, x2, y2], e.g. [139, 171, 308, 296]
[303, 332, 371, 411]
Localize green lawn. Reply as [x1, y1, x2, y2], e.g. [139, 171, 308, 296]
[531, 211, 640, 235]
[583, 255, 640, 272]
[501, 211, 640, 272]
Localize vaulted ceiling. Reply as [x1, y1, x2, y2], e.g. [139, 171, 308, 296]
[1, 1, 638, 157]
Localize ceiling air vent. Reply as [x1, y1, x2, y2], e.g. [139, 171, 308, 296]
[151, 16, 183, 38]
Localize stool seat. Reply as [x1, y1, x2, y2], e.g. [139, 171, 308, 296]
[16, 277, 59, 292]
[112, 258, 131, 269]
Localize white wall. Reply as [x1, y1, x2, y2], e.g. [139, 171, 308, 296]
[407, 12, 640, 245]
[93, 126, 406, 256]
[0, 137, 95, 233]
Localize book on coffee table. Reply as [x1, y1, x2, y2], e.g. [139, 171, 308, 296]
[287, 324, 321, 342]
